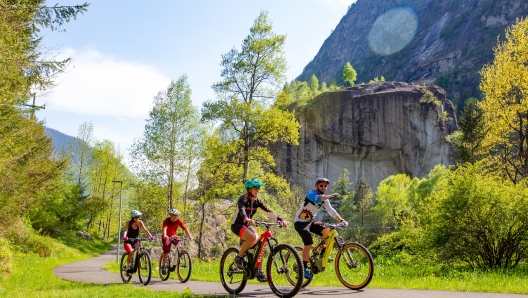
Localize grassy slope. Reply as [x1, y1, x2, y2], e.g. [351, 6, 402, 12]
[0, 232, 217, 298]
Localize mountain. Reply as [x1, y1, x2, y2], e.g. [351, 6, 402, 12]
[44, 127, 76, 154]
[298, 0, 528, 111]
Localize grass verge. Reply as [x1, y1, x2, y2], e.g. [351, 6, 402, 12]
[0, 233, 219, 298]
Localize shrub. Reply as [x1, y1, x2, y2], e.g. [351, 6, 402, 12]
[0, 237, 13, 274]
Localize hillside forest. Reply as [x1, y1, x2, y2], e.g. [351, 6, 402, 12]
[2, 0, 528, 285]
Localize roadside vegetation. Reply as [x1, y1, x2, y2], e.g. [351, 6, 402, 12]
[2, 0, 528, 296]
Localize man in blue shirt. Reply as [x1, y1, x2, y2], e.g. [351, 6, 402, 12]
[294, 177, 348, 279]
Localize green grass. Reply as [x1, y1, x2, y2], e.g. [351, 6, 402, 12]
[107, 254, 528, 294]
[0, 234, 220, 298]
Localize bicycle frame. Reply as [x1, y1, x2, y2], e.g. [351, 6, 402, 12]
[127, 238, 149, 273]
[245, 222, 280, 279]
[310, 223, 346, 273]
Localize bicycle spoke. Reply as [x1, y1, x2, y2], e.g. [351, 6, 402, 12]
[335, 243, 374, 290]
[177, 250, 192, 283]
[267, 244, 303, 297]
[220, 247, 247, 294]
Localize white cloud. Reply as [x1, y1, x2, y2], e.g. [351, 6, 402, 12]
[45, 49, 171, 117]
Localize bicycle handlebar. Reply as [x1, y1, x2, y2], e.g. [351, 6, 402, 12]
[254, 221, 286, 228]
[126, 237, 152, 242]
[319, 222, 347, 229]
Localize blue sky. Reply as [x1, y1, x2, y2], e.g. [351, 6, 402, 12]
[38, 0, 355, 153]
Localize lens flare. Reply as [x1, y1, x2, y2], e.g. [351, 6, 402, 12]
[368, 7, 419, 56]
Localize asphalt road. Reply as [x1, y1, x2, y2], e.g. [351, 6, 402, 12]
[54, 246, 528, 298]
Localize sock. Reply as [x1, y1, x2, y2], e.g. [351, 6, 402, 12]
[303, 261, 308, 267]
[320, 248, 326, 256]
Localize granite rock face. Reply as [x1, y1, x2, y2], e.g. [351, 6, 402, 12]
[273, 82, 457, 191]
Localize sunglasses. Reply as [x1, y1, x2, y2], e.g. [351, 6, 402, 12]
[252, 186, 261, 190]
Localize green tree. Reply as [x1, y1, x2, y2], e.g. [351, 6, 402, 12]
[479, 17, 528, 183]
[202, 11, 299, 184]
[130, 75, 200, 210]
[430, 162, 528, 269]
[309, 74, 319, 95]
[446, 99, 487, 164]
[342, 62, 357, 87]
[371, 174, 412, 233]
[352, 178, 373, 227]
[333, 169, 354, 222]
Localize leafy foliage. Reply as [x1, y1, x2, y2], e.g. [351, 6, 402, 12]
[342, 62, 357, 86]
[479, 17, 528, 183]
[201, 11, 299, 187]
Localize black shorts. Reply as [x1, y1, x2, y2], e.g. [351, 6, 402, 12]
[231, 223, 256, 238]
[294, 221, 325, 246]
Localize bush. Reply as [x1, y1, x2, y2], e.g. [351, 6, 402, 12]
[0, 237, 13, 274]
[429, 162, 528, 269]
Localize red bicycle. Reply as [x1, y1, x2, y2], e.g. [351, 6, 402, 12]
[219, 221, 303, 298]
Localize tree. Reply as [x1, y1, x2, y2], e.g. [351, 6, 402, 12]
[0, 1, 87, 241]
[309, 74, 319, 95]
[202, 11, 299, 184]
[446, 99, 487, 164]
[342, 62, 357, 87]
[330, 168, 353, 218]
[479, 17, 528, 183]
[352, 178, 373, 227]
[0, 1, 88, 106]
[67, 122, 95, 187]
[130, 75, 200, 210]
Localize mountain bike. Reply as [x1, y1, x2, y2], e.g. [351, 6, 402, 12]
[289, 222, 374, 290]
[220, 221, 303, 298]
[119, 237, 153, 286]
[158, 237, 192, 282]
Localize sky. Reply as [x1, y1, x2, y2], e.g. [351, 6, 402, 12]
[38, 0, 356, 154]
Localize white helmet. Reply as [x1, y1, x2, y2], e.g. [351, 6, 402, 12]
[130, 210, 142, 217]
[169, 208, 180, 216]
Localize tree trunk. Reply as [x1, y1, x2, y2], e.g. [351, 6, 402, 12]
[197, 201, 206, 259]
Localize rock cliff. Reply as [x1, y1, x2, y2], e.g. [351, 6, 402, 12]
[272, 82, 457, 191]
[298, 0, 528, 110]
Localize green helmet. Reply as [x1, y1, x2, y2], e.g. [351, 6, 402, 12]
[131, 210, 142, 217]
[245, 178, 265, 190]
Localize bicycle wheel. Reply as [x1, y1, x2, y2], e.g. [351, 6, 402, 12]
[219, 247, 247, 294]
[335, 242, 374, 290]
[292, 246, 312, 288]
[137, 252, 152, 286]
[177, 250, 192, 282]
[120, 253, 132, 283]
[158, 253, 171, 281]
[267, 244, 303, 298]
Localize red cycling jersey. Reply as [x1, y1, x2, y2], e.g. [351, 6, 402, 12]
[162, 217, 187, 238]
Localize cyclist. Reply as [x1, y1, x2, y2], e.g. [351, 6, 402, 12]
[160, 208, 193, 275]
[294, 177, 348, 279]
[122, 210, 156, 271]
[231, 178, 287, 282]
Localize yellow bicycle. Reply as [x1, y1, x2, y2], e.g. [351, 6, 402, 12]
[290, 222, 374, 290]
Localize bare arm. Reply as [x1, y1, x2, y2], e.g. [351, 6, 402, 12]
[139, 220, 153, 238]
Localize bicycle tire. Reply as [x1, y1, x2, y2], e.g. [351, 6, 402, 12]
[335, 242, 374, 290]
[293, 246, 312, 288]
[137, 252, 152, 286]
[267, 244, 303, 297]
[158, 253, 171, 281]
[120, 252, 132, 283]
[219, 247, 247, 294]
[177, 250, 192, 283]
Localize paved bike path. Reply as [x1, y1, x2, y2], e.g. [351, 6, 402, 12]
[54, 246, 527, 297]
